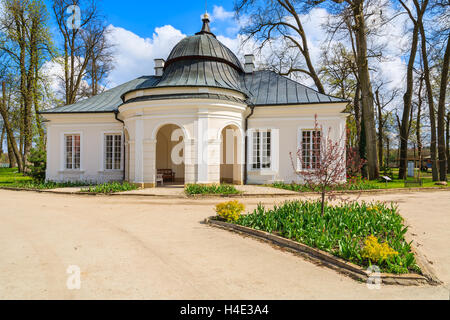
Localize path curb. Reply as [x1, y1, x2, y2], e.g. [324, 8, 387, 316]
[205, 217, 441, 286]
[0, 185, 448, 199]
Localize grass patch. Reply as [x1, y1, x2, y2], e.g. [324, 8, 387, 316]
[234, 200, 420, 274]
[0, 168, 91, 189]
[80, 182, 138, 194]
[0, 168, 136, 192]
[0, 168, 33, 186]
[271, 177, 381, 192]
[6, 180, 91, 190]
[185, 184, 240, 195]
[271, 175, 449, 192]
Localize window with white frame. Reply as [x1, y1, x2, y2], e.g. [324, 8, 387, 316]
[65, 134, 81, 170]
[301, 130, 321, 169]
[252, 130, 271, 169]
[105, 134, 122, 170]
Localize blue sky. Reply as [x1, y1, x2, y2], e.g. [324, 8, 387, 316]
[43, 0, 239, 39]
[41, 0, 249, 89]
[99, 0, 237, 37]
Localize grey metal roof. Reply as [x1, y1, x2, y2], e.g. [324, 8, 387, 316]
[126, 92, 246, 104]
[242, 70, 348, 106]
[41, 70, 346, 114]
[157, 59, 243, 93]
[41, 76, 160, 114]
[165, 34, 243, 72]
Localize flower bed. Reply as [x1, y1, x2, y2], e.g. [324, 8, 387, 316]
[80, 182, 138, 194]
[185, 184, 240, 195]
[233, 200, 420, 274]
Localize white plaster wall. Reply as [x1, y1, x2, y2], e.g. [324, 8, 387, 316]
[44, 114, 124, 183]
[247, 105, 348, 184]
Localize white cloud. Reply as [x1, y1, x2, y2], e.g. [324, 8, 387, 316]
[106, 24, 186, 87]
[212, 5, 234, 21]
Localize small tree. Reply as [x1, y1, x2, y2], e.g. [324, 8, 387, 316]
[27, 148, 47, 181]
[290, 116, 350, 216]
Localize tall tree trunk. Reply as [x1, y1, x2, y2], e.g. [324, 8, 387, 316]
[417, 16, 439, 181]
[416, 76, 423, 170]
[375, 89, 384, 168]
[447, 112, 450, 174]
[0, 82, 23, 170]
[385, 136, 390, 168]
[33, 60, 45, 149]
[353, 83, 362, 147]
[353, 0, 379, 180]
[399, 19, 420, 179]
[0, 125, 5, 156]
[437, 35, 449, 181]
[7, 137, 16, 168]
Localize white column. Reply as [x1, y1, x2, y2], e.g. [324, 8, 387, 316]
[208, 138, 222, 184]
[134, 118, 144, 184]
[143, 139, 157, 186]
[196, 110, 209, 183]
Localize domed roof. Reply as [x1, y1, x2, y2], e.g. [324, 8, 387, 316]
[164, 14, 243, 72]
[156, 14, 246, 94]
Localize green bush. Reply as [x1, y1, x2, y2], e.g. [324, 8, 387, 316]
[236, 200, 420, 274]
[27, 148, 46, 181]
[185, 184, 240, 195]
[80, 182, 138, 194]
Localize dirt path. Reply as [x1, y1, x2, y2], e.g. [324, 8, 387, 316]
[0, 189, 448, 300]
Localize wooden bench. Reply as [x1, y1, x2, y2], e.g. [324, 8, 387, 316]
[157, 169, 176, 183]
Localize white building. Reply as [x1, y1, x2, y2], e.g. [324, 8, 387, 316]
[42, 15, 349, 187]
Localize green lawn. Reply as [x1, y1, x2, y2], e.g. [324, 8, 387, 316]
[271, 169, 449, 193]
[0, 168, 91, 190]
[0, 168, 33, 186]
[375, 168, 449, 189]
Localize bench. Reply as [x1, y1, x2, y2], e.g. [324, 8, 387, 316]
[157, 169, 176, 183]
[156, 174, 164, 186]
[404, 179, 423, 188]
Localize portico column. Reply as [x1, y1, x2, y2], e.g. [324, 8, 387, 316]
[143, 139, 157, 188]
[208, 138, 221, 184]
[196, 110, 209, 184]
[134, 117, 144, 186]
[184, 138, 196, 184]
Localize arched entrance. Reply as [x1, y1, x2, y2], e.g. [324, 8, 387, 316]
[220, 125, 243, 184]
[155, 124, 185, 185]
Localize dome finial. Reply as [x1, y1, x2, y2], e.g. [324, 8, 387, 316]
[196, 9, 215, 37]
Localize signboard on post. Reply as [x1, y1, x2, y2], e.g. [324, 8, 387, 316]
[408, 161, 415, 178]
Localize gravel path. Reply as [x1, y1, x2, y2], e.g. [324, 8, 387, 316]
[0, 189, 448, 300]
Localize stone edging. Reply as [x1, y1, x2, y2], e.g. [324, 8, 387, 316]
[205, 217, 441, 286]
[1, 185, 448, 199]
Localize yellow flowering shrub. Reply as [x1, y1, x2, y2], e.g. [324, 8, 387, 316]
[362, 235, 399, 263]
[215, 200, 245, 222]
